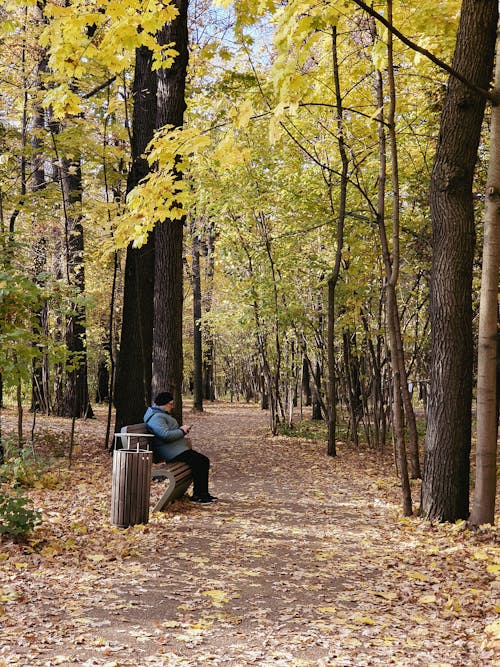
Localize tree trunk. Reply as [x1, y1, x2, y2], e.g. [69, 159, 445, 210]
[302, 354, 312, 406]
[191, 221, 203, 411]
[312, 360, 323, 420]
[114, 46, 157, 433]
[469, 32, 500, 527]
[30, 9, 51, 414]
[202, 221, 216, 401]
[60, 157, 93, 419]
[152, 0, 189, 425]
[327, 24, 347, 457]
[374, 3, 412, 514]
[422, 0, 497, 522]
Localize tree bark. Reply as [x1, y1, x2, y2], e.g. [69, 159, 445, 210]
[59, 156, 93, 419]
[202, 221, 216, 401]
[191, 220, 203, 411]
[423, 0, 497, 522]
[469, 31, 500, 527]
[327, 24, 347, 457]
[30, 3, 51, 414]
[114, 46, 157, 432]
[152, 0, 189, 424]
[374, 2, 412, 513]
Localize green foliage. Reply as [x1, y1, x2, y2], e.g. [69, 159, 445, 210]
[0, 488, 42, 538]
[0, 453, 45, 488]
[277, 419, 328, 441]
[0, 266, 43, 388]
[0, 434, 59, 488]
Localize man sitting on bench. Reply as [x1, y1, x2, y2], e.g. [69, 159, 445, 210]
[144, 391, 217, 504]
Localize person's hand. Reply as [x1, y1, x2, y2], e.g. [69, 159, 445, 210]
[181, 424, 192, 434]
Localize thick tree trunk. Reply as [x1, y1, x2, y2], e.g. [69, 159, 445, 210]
[114, 46, 157, 433]
[152, 0, 189, 424]
[422, 0, 497, 522]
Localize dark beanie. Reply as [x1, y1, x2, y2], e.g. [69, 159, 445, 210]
[155, 391, 173, 405]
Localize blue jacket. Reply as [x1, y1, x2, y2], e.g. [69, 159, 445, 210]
[143, 406, 190, 461]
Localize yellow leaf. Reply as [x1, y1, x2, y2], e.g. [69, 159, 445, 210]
[190, 619, 213, 630]
[418, 595, 437, 604]
[444, 597, 462, 613]
[317, 606, 337, 613]
[353, 614, 376, 625]
[371, 590, 398, 601]
[486, 564, 500, 575]
[408, 571, 428, 581]
[201, 589, 229, 606]
[485, 619, 500, 638]
[88, 554, 108, 563]
[235, 100, 254, 129]
[14, 562, 28, 570]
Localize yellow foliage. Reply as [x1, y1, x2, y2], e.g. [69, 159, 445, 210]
[41, 0, 178, 90]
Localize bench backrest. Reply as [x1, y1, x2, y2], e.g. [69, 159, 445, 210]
[119, 423, 153, 450]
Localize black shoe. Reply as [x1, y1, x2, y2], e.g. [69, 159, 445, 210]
[190, 494, 218, 504]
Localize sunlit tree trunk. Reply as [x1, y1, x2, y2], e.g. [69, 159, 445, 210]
[374, 2, 412, 514]
[469, 31, 500, 527]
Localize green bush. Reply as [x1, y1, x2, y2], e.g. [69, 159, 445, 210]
[0, 451, 49, 488]
[0, 488, 42, 538]
[0, 434, 56, 487]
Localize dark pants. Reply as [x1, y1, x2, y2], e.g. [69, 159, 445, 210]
[172, 449, 210, 497]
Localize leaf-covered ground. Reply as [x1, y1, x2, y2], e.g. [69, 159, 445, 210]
[0, 402, 498, 667]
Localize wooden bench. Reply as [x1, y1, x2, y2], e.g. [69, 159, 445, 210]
[118, 423, 193, 512]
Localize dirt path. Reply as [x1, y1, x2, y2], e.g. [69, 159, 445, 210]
[0, 402, 497, 666]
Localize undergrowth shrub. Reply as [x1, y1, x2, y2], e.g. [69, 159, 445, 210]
[0, 450, 50, 487]
[277, 419, 328, 440]
[0, 488, 41, 538]
[32, 429, 68, 458]
[0, 432, 65, 488]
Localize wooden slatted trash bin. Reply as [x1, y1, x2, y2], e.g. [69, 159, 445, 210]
[110, 445, 153, 528]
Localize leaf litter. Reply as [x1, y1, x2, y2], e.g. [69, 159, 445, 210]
[0, 402, 498, 666]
